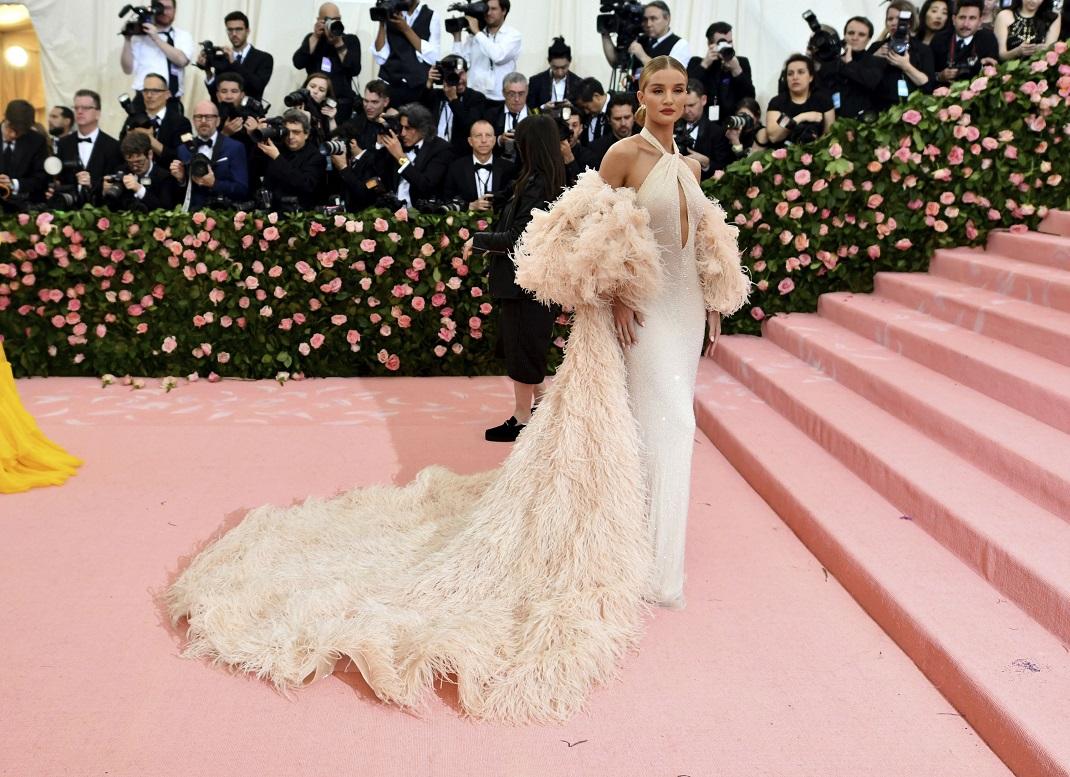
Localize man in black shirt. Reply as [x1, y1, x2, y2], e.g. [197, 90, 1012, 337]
[119, 72, 191, 166]
[680, 80, 731, 179]
[686, 22, 755, 124]
[815, 17, 883, 121]
[99, 131, 179, 211]
[256, 109, 326, 209]
[0, 99, 49, 206]
[527, 37, 584, 111]
[421, 55, 487, 158]
[560, 109, 595, 181]
[931, 0, 999, 84]
[293, 3, 362, 121]
[574, 77, 610, 148]
[46, 106, 74, 154]
[200, 11, 274, 100]
[373, 0, 439, 108]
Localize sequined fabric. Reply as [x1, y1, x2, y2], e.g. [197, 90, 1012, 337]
[625, 127, 708, 608]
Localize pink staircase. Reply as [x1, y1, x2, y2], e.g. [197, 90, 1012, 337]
[695, 216, 1070, 777]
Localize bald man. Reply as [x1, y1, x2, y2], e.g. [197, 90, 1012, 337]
[292, 2, 362, 121]
[171, 99, 248, 209]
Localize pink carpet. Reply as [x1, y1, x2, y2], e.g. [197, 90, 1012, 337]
[1, 376, 1010, 777]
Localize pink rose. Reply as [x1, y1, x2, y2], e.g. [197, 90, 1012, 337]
[750, 307, 765, 321]
[263, 226, 280, 241]
[310, 333, 325, 349]
[346, 330, 361, 344]
[374, 218, 389, 232]
[298, 342, 311, 356]
[96, 217, 110, 230]
[794, 169, 811, 186]
[750, 160, 764, 174]
[385, 354, 400, 371]
[828, 143, 842, 159]
[867, 194, 884, 209]
[162, 336, 177, 353]
[902, 109, 922, 125]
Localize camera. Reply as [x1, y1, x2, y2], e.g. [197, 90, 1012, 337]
[889, 10, 913, 56]
[197, 40, 229, 72]
[218, 96, 270, 123]
[320, 138, 348, 157]
[118, 3, 163, 36]
[413, 197, 468, 213]
[188, 156, 213, 180]
[673, 120, 696, 153]
[118, 93, 154, 130]
[250, 116, 289, 143]
[50, 185, 88, 209]
[597, 0, 645, 51]
[376, 114, 404, 137]
[435, 58, 463, 86]
[284, 89, 312, 109]
[543, 101, 574, 141]
[446, 2, 489, 31]
[724, 112, 756, 131]
[370, 0, 409, 23]
[321, 194, 348, 217]
[802, 10, 842, 64]
[102, 170, 131, 199]
[715, 41, 735, 62]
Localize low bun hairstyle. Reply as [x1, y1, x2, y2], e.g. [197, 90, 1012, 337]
[635, 55, 688, 128]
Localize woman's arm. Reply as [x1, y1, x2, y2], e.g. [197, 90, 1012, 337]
[470, 181, 545, 254]
[822, 108, 835, 134]
[1044, 15, 1062, 46]
[764, 109, 790, 145]
[994, 10, 1017, 60]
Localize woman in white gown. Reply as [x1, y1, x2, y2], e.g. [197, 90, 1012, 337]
[166, 56, 749, 723]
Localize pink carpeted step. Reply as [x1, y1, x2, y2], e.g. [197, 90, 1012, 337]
[763, 313, 1070, 519]
[693, 358, 1070, 777]
[930, 248, 1070, 313]
[1038, 209, 1070, 237]
[875, 272, 1070, 368]
[712, 335, 1070, 646]
[818, 292, 1070, 436]
[987, 230, 1070, 271]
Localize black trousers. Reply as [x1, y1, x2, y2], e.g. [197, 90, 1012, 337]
[496, 297, 556, 385]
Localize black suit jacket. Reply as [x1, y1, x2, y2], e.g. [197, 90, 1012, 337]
[443, 154, 517, 205]
[526, 70, 584, 111]
[212, 46, 274, 99]
[472, 173, 554, 299]
[292, 34, 361, 120]
[101, 161, 179, 211]
[121, 107, 192, 166]
[56, 131, 124, 195]
[930, 29, 999, 82]
[687, 117, 732, 178]
[420, 87, 488, 158]
[0, 130, 49, 201]
[580, 106, 609, 148]
[262, 143, 326, 208]
[177, 134, 250, 208]
[394, 136, 452, 205]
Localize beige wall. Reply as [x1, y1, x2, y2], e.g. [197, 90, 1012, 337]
[0, 23, 46, 125]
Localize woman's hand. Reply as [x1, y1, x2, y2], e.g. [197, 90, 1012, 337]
[703, 312, 721, 357]
[321, 102, 337, 119]
[612, 298, 643, 349]
[462, 237, 474, 262]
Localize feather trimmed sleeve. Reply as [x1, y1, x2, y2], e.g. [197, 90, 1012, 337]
[514, 170, 662, 311]
[695, 198, 751, 316]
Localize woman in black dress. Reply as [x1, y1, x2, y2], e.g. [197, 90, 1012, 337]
[994, 0, 1062, 60]
[462, 115, 566, 442]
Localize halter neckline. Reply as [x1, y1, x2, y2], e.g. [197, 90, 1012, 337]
[639, 125, 679, 157]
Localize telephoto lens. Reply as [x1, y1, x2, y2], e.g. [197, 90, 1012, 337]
[320, 138, 348, 156]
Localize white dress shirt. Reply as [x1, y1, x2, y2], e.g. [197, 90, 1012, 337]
[472, 154, 494, 197]
[587, 99, 609, 143]
[373, 4, 441, 66]
[436, 99, 455, 141]
[396, 140, 423, 206]
[503, 104, 528, 132]
[128, 25, 196, 95]
[551, 76, 567, 103]
[76, 127, 100, 168]
[195, 131, 219, 158]
[458, 25, 522, 101]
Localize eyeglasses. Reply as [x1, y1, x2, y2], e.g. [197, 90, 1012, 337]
[192, 114, 219, 121]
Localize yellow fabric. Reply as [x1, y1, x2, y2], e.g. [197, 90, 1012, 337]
[0, 343, 82, 493]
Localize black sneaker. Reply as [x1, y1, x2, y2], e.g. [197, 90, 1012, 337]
[485, 416, 525, 442]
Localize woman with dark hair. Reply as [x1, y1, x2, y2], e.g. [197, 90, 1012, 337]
[765, 54, 835, 147]
[300, 71, 337, 141]
[995, 0, 1062, 59]
[462, 115, 566, 442]
[920, 0, 953, 44]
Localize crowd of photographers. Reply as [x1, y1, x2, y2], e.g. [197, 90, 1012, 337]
[1, 0, 1065, 216]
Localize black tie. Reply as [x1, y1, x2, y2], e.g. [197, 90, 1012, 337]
[152, 116, 162, 131]
[78, 137, 93, 144]
[1, 142, 13, 171]
[957, 38, 967, 47]
[474, 163, 492, 172]
[196, 137, 213, 149]
[508, 112, 518, 130]
[163, 30, 180, 94]
[234, 53, 243, 65]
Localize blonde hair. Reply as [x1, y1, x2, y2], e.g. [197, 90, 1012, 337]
[635, 55, 688, 127]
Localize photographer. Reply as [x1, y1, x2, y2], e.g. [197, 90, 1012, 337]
[868, 1, 936, 113]
[119, 73, 191, 166]
[120, 0, 194, 104]
[589, 92, 636, 167]
[453, 0, 522, 101]
[256, 110, 326, 210]
[421, 54, 487, 157]
[46, 106, 74, 153]
[1, 100, 49, 207]
[55, 90, 124, 202]
[574, 77, 610, 146]
[686, 22, 755, 124]
[292, 3, 362, 122]
[814, 17, 883, 122]
[558, 108, 595, 181]
[295, 73, 340, 143]
[724, 98, 766, 160]
[373, 0, 441, 108]
[603, 2, 690, 91]
[932, 0, 1000, 84]
[995, 0, 1062, 61]
[679, 80, 731, 179]
[444, 118, 516, 210]
[213, 72, 266, 188]
[488, 72, 530, 156]
[171, 100, 249, 209]
[765, 54, 835, 148]
[366, 103, 452, 208]
[201, 11, 274, 101]
[527, 37, 585, 110]
[353, 80, 392, 149]
[100, 131, 179, 211]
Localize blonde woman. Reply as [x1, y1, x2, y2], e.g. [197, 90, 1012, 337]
[168, 58, 748, 724]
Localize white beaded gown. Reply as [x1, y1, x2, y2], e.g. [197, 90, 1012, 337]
[627, 127, 708, 609]
[166, 156, 749, 723]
